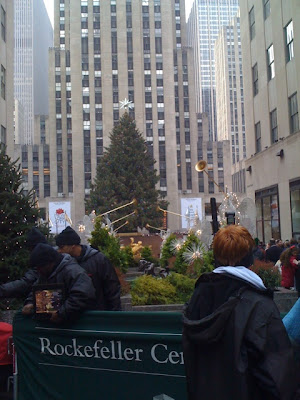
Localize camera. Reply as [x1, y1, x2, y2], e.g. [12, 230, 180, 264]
[225, 212, 235, 225]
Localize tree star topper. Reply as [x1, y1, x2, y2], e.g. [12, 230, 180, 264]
[120, 98, 133, 110]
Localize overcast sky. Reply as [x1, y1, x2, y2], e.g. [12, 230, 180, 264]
[43, 0, 195, 27]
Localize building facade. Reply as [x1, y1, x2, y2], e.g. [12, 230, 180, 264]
[0, 0, 14, 155]
[215, 12, 247, 194]
[240, 0, 300, 241]
[45, 0, 233, 230]
[14, 0, 53, 144]
[187, 0, 239, 141]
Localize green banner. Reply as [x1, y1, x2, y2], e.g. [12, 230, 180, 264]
[13, 311, 187, 400]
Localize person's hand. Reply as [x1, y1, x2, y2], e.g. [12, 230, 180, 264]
[22, 304, 34, 315]
[292, 259, 300, 265]
[50, 312, 63, 324]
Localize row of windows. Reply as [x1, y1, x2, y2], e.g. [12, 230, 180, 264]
[255, 93, 299, 153]
[250, 7, 294, 63]
[1, 6, 5, 42]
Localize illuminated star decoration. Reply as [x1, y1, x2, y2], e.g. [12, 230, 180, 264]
[119, 98, 133, 110]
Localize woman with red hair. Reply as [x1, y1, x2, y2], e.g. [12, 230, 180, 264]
[182, 225, 296, 400]
[280, 246, 300, 290]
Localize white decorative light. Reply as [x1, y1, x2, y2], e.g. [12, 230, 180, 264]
[119, 98, 133, 110]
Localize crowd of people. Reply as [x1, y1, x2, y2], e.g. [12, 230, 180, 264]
[253, 237, 300, 293]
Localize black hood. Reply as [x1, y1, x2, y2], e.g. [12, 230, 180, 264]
[182, 273, 272, 345]
[183, 287, 245, 344]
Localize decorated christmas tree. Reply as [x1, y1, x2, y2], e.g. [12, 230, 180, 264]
[86, 112, 167, 231]
[0, 148, 44, 282]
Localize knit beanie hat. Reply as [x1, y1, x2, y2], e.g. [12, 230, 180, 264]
[29, 243, 62, 269]
[26, 227, 47, 248]
[55, 226, 81, 247]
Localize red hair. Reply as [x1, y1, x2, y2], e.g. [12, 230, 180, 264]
[213, 225, 254, 266]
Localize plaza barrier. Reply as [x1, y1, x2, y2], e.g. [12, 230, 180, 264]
[13, 311, 187, 400]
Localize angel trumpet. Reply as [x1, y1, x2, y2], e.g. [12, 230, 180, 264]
[114, 220, 129, 233]
[195, 160, 226, 195]
[157, 206, 194, 220]
[99, 199, 137, 217]
[145, 223, 164, 232]
[111, 210, 137, 225]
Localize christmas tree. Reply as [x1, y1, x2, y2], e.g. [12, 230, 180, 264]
[86, 112, 167, 231]
[0, 148, 44, 282]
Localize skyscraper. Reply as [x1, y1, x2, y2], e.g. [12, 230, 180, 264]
[43, 0, 233, 230]
[0, 0, 14, 156]
[47, 0, 204, 230]
[215, 12, 246, 193]
[187, 0, 239, 141]
[14, 0, 53, 144]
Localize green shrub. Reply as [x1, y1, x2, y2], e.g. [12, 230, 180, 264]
[131, 275, 176, 305]
[89, 217, 128, 273]
[251, 260, 280, 289]
[166, 273, 196, 303]
[140, 246, 158, 265]
[121, 245, 137, 269]
[160, 233, 177, 267]
[131, 272, 196, 305]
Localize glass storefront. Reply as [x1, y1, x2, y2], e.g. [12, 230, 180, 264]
[255, 185, 280, 243]
[290, 180, 300, 239]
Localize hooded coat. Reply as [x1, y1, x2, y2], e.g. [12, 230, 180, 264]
[0, 228, 46, 298]
[182, 272, 297, 400]
[0, 269, 38, 298]
[76, 245, 121, 311]
[26, 254, 96, 322]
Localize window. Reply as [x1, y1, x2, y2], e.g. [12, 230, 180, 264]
[111, 33, 117, 53]
[249, 7, 255, 40]
[1, 65, 5, 99]
[252, 63, 258, 96]
[263, 0, 270, 20]
[285, 20, 294, 62]
[255, 122, 261, 153]
[290, 180, 300, 239]
[1, 6, 5, 41]
[111, 16, 117, 28]
[94, 37, 100, 54]
[155, 37, 162, 54]
[267, 44, 275, 80]
[81, 37, 88, 54]
[127, 33, 133, 54]
[1, 125, 6, 145]
[55, 52, 60, 67]
[256, 186, 280, 242]
[289, 93, 299, 134]
[128, 71, 134, 86]
[143, 37, 150, 52]
[112, 55, 118, 70]
[270, 109, 278, 143]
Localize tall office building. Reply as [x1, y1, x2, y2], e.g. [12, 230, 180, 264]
[187, 0, 239, 141]
[14, 0, 53, 144]
[0, 0, 14, 156]
[240, 0, 300, 241]
[47, 0, 200, 230]
[215, 12, 246, 193]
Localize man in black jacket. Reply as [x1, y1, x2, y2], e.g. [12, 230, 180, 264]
[0, 227, 47, 298]
[182, 225, 297, 400]
[265, 238, 283, 263]
[55, 226, 121, 311]
[22, 243, 96, 323]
